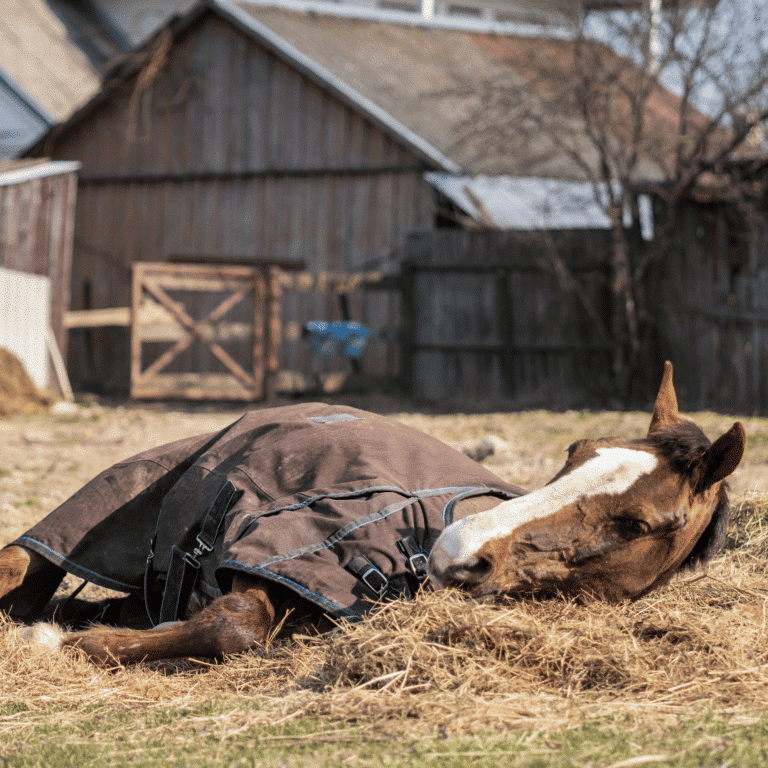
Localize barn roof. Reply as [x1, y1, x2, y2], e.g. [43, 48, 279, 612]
[27, 0, 460, 172]
[28, 0, 702, 181]
[228, 1, 694, 180]
[1, 0, 127, 126]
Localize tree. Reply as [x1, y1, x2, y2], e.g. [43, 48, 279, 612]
[449, 0, 768, 401]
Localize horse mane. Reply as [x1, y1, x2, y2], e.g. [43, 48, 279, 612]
[643, 420, 730, 569]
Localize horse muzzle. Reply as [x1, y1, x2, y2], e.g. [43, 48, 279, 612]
[428, 534, 591, 596]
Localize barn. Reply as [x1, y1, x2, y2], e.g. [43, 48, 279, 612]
[25, 0, 763, 409]
[27, 0, 473, 396]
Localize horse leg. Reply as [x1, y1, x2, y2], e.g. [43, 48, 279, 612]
[57, 576, 277, 665]
[0, 545, 65, 620]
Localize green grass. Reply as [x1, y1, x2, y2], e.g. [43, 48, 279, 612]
[2, 704, 768, 767]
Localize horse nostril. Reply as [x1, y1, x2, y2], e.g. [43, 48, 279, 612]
[443, 555, 494, 588]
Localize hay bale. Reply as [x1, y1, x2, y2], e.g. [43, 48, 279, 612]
[0, 347, 54, 416]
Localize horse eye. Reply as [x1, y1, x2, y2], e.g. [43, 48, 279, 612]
[613, 516, 650, 538]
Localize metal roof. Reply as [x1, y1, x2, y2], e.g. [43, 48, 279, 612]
[428, 173, 653, 236]
[0, 66, 53, 158]
[0, 159, 81, 187]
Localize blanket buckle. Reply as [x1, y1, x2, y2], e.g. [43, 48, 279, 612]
[396, 536, 429, 581]
[347, 556, 389, 596]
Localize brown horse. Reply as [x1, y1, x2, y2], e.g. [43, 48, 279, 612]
[0, 362, 745, 665]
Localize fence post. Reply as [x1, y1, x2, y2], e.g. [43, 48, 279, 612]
[400, 259, 415, 398]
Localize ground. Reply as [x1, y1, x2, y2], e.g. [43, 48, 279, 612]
[1, 393, 768, 763]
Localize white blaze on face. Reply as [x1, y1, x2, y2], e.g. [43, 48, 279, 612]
[429, 447, 658, 584]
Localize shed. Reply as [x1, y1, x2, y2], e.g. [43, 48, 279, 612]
[0, 160, 80, 395]
[25, 0, 460, 394]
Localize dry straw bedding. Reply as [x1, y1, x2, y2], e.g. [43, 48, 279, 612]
[1, 499, 767, 738]
[1, 401, 768, 738]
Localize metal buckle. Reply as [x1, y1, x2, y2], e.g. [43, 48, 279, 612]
[195, 532, 215, 554]
[407, 552, 429, 579]
[359, 565, 389, 595]
[183, 550, 201, 570]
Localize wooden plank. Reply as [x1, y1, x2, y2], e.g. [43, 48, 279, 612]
[131, 373, 256, 400]
[279, 271, 385, 293]
[139, 261, 259, 278]
[65, 307, 132, 327]
[130, 264, 142, 396]
[252, 269, 266, 399]
[141, 273, 251, 292]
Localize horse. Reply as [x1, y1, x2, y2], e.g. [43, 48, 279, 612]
[0, 362, 745, 665]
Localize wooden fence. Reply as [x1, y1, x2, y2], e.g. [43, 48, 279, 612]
[65, 263, 391, 400]
[400, 229, 612, 407]
[653, 201, 768, 414]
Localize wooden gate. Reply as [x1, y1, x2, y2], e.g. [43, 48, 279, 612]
[130, 263, 281, 400]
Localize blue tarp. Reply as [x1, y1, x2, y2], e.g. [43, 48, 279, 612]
[303, 321, 371, 358]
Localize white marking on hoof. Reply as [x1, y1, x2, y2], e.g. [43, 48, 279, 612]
[20, 622, 65, 652]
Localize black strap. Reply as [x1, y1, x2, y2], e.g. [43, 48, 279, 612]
[396, 536, 429, 582]
[347, 556, 390, 597]
[158, 481, 238, 624]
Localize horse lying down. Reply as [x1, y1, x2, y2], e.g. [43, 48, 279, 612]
[0, 362, 745, 665]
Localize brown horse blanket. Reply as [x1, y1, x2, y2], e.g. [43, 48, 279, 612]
[15, 403, 524, 621]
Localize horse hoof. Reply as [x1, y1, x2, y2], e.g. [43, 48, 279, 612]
[19, 622, 65, 651]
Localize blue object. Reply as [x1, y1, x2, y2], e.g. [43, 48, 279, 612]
[304, 321, 371, 359]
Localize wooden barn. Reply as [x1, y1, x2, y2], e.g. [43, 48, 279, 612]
[27, 0, 461, 396]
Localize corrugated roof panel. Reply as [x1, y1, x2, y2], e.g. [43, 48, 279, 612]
[428, 173, 654, 238]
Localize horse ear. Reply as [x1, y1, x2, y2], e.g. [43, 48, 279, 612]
[697, 422, 746, 491]
[648, 361, 680, 434]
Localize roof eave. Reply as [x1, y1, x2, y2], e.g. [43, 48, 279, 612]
[26, 0, 460, 173]
[208, 0, 459, 172]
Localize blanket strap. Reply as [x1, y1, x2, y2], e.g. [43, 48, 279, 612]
[159, 481, 238, 624]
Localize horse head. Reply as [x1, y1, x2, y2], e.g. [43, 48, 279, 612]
[428, 362, 746, 602]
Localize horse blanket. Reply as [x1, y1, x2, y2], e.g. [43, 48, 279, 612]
[15, 403, 525, 622]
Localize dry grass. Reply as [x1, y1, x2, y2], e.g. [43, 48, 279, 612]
[2, 499, 767, 739]
[2, 401, 767, 749]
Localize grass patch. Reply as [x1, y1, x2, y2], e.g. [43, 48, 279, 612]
[2, 707, 768, 767]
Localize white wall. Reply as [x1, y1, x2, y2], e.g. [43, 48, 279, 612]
[0, 266, 51, 389]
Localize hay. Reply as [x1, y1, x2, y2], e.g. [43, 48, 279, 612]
[0, 347, 53, 416]
[2, 498, 767, 736]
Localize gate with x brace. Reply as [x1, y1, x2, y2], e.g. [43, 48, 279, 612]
[129, 262, 281, 400]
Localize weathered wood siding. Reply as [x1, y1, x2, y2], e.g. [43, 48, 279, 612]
[655, 202, 768, 414]
[402, 229, 612, 407]
[0, 165, 78, 385]
[39, 11, 435, 393]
